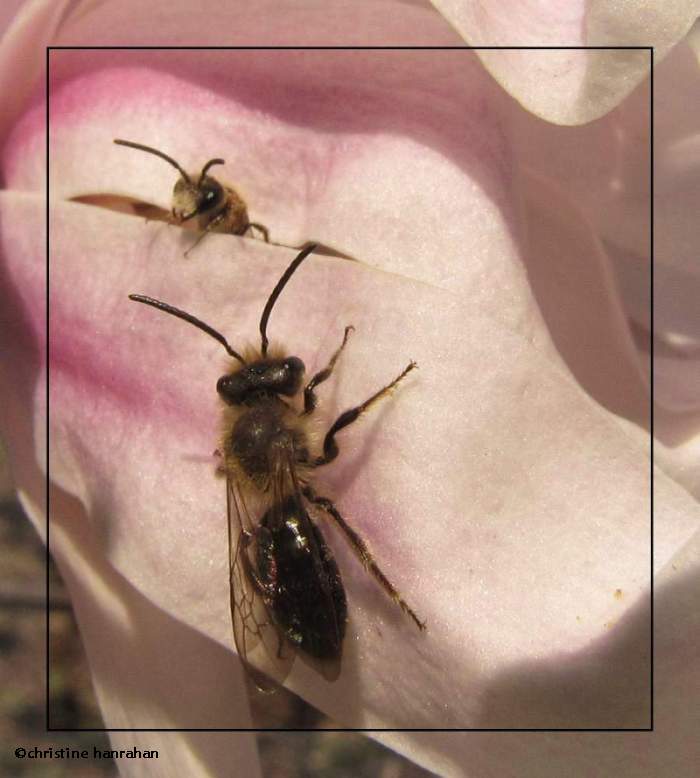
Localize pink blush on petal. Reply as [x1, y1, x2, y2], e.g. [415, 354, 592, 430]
[37, 55, 512, 291]
[43, 65, 360, 208]
[2, 92, 45, 190]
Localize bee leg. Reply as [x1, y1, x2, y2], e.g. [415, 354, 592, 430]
[312, 361, 417, 466]
[303, 486, 425, 631]
[246, 222, 270, 242]
[238, 529, 275, 599]
[183, 211, 229, 257]
[302, 326, 355, 415]
[183, 229, 210, 257]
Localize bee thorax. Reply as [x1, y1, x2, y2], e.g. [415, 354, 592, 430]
[227, 404, 308, 481]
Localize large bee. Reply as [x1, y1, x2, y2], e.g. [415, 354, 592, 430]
[113, 139, 269, 256]
[129, 245, 424, 688]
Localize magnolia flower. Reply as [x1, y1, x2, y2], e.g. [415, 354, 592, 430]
[1, 1, 699, 777]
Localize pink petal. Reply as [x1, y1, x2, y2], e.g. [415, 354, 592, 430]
[506, 35, 700, 496]
[48, 513, 262, 773]
[33, 195, 677, 726]
[432, 0, 698, 123]
[31, 55, 509, 291]
[5, 57, 693, 738]
[0, 3, 696, 775]
[0, 0, 71, 142]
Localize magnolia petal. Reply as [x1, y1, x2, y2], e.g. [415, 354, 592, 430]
[51, 0, 457, 47]
[431, 0, 698, 124]
[516, 169, 700, 499]
[0, 0, 72, 142]
[508, 39, 700, 357]
[0, 191, 261, 774]
[5, 39, 694, 736]
[517, 168, 649, 425]
[9, 187, 692, 733]
[48, 502, 262, 775]
[0, 0, 27, 41]
[506, 36, 700, 495]
[35, 52, 513, 294]
[398, 526, 700, 777]
[654, 428, 700, 500]
[0, 6, 695, 778]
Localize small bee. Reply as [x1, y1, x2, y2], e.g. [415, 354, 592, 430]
[114, 139, 269, 256]
[129, 245, 425, 688]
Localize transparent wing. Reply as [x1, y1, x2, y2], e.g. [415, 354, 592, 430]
[227, 472, 295, 692]
[69, 193, 172, 222]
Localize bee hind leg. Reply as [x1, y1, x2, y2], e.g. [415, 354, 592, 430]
[302, 486, 425, 631]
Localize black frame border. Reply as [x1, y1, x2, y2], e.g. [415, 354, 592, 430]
[45, 44, 654, 734]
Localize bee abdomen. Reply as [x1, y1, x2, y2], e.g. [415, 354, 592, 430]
[258, 500, 347, 660]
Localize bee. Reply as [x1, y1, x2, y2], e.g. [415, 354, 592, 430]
[114, 138, 269, 256]
[128, 245, 425, 689]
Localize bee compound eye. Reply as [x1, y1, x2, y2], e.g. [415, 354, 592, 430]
[216, 375, 229, 394]
[280, 357, 305, 395]
[286, 357, 304, 374]
[217, 374, 244, 404]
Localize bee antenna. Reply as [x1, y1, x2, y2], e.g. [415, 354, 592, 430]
[199, 158, 225, 185]
[129, 294, 246, 365]
[259, 244, 317, 357]
[114, 139, 192, 184]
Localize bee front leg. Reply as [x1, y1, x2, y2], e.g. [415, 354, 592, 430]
[302, 326, 354, 416]
[245, 222, 270, 242]
[183, 212, 228, 257]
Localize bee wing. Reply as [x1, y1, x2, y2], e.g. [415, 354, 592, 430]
[227, 472, 295, 692]
[69, 193, 172, 222]
[269, 447, 345, 683]
[129, 200, 173, 221]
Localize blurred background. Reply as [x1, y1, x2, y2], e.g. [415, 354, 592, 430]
[0, 438, 433, 777]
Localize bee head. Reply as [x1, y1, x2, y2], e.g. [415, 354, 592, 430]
[217, 357, 305, 406]
[113, 141, 226, 223]
[172, 174, 224, 223]
[129, 245, 319, 407]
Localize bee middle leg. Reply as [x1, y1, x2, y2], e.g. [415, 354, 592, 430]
[303, 326, 355, 415]
[302, 486, 425, 631]
[312, 360, 417, 466]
